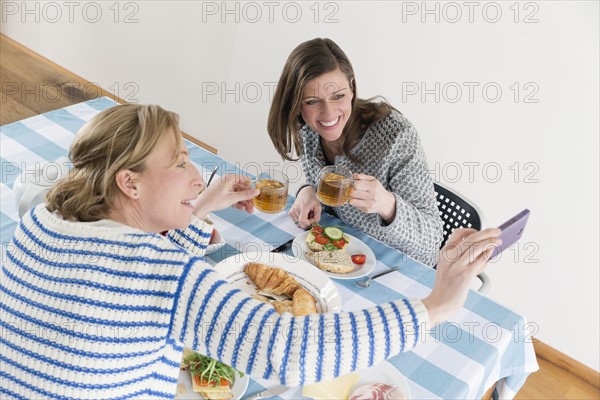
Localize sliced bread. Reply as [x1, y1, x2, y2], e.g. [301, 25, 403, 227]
[305, 250, 355, 274]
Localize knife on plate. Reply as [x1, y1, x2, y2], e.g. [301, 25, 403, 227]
[241, 385, 288, 400]
[271, 238, 294, 253]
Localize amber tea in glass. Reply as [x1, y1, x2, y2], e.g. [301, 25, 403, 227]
[317, 166, 353, 207]
[253, 170, 288, 213]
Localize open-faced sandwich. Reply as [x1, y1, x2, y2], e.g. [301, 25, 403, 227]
[244, 263, 318, 316]
[306, 224, 350, 252]
[305, 224, 355, 274]
[181, 349, 244, 400]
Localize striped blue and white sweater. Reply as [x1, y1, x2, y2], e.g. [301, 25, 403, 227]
[1, 205, 429, 399]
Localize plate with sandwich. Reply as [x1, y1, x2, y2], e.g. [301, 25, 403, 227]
[177, 349, 249, 400]
[292, 225, 376, 280]
[215, 251, 342, 314]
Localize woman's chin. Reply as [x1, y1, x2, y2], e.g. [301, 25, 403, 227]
[169, 219, 191, 232]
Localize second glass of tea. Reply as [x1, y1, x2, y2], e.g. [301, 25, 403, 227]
[253, 170, 289, 213]
[317, 165, 353, 207]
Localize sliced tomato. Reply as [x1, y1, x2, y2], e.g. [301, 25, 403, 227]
[194, 376, 230, 387]
[311, 225, 324, 234]
[351, 254, 367, 265]
[315, 234, 330, 245]
[332, 239, 345, 248]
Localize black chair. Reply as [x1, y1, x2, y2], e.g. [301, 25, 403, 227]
[434, 182, 490, 294]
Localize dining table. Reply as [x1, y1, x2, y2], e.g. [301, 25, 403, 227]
[0, 97, 539, 399]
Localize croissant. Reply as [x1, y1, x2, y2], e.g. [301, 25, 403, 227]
[271, 300, 294, 315]
[244, 263, 317, 317]
[245, 263, 273, 289]
[292, 287, 317, 316]
[244, 263, 300, 297]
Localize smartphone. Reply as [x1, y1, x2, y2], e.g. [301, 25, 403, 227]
[490, 209, 530, 259]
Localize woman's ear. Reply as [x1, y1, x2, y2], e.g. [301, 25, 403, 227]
[115, 170, 139, 199]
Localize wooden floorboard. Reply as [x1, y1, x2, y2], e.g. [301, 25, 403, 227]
[516, 357, 599, 399]
[1, 34, 97, 123]
[2, 32, 599, 400]
[0, 88, 37, 122]
[0, 33, 217, 153]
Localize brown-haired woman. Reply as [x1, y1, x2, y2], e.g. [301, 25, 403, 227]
[2, 103, 501, 398]
[268, 38, 443, 266]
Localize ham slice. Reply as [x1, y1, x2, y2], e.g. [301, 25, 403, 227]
[348, 383, 407, 400]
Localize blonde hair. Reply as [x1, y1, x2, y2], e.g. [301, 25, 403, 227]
[46, 104, 182, 221]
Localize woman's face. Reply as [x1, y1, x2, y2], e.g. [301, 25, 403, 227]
[300, 68, 353, 143]
[135, 129, 203, 232]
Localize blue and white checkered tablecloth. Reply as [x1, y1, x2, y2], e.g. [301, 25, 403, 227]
[0, 97, 538, 399]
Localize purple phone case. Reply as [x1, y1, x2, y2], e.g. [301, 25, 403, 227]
[490, 209, 530, 259]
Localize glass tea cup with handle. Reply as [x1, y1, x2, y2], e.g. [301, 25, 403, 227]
[317, 165, 353, 207]
[252, 169, 289, 213]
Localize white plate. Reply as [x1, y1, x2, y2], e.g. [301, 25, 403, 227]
[215, 251, 342, 313]
[175, 369, 249, 400]
[292, 231, 376, 280]
[351, 361, 411, 399]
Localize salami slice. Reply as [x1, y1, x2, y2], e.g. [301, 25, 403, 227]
[348, 383, 407, 400]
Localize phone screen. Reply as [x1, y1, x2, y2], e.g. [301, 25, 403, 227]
[490, 209, 530, 259]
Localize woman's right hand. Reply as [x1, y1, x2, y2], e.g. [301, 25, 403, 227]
[289, 186, 322, 229]
[422, 228, 502, 326]
[193, 174, 259, 219]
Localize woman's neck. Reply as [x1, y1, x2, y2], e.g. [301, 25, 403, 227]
[107, 196, 146, 232]
[320, 137, 344, 164]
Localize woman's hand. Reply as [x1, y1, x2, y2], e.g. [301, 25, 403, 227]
[422, 228, 502, 325]
[193, 174, 259, 219]
[349, 173, 397, 223]
[209, 228, 222, 244]
[289, 186, 322, 229]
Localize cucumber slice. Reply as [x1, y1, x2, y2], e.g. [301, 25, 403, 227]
[323, 226, 343, 241]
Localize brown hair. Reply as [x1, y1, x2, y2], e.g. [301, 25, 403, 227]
[267, 37, 396, 162]
[46, 104, 182, 221]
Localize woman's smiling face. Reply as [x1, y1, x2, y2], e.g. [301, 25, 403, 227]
[300, 68, 353, 143]
[134, 128, 204, 232]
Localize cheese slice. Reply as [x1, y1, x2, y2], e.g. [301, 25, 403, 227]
[302, 373, 360, 400]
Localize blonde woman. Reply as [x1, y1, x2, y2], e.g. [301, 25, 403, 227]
[1, 103, 500, 398]
[268, 38, 443, 266]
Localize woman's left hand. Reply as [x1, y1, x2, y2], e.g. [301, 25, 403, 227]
[349, 173, 397, 223]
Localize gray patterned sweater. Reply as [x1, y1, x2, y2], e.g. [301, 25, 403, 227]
[300, 111, 443, 266]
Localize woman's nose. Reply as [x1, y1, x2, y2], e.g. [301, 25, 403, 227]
[190, 164, 204, 188]
[321, 99, 336, 113]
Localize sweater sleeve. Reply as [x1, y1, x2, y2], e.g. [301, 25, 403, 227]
[170, 257, 430, 387]
[372, 124, 443, 266]
[167, 215, 213, 257]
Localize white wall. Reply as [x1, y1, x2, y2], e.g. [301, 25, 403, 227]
[2, 1, 598, 371]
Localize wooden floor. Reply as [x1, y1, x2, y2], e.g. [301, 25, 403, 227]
[0, 34, 216, 153]
[516, 356, 598, 400]
[2, 33, 599, 400]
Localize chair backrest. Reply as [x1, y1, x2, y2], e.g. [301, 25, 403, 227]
[433, 183, 491, 294]
[433, 182, 483, 248]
